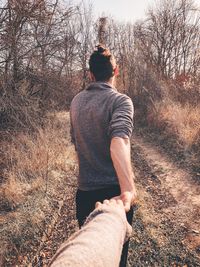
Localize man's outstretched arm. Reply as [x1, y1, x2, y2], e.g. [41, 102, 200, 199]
[110, 136, 137, 212]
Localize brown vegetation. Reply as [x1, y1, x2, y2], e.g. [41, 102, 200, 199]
[0, 112, 77, 265]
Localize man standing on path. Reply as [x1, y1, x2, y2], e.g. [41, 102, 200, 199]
[70, 45, 137, 267]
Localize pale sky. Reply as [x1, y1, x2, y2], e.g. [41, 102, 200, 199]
[75, 0, 200, 23]
[90, 0, 154, 22]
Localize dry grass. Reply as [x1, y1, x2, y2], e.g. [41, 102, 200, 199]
[0, 111, 77, 265]
[142, 77, 200, 155]
[155, 101, 200, 148]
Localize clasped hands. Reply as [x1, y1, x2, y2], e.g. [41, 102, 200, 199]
[96, 190, 137, 212]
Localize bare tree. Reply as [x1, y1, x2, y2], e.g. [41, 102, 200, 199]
[135, 0, 200, 78]
[76, 1, 94, 89]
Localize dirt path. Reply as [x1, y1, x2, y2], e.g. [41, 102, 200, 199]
[20, 131, 200, 267]
[129, 134, 200, 266]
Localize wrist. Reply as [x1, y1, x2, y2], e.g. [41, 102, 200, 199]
[120, 185, 136, 195]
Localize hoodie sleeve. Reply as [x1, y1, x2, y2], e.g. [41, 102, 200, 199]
[108, 95, 134, 139]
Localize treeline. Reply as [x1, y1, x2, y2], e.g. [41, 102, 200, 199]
[0, 0, 199, 128]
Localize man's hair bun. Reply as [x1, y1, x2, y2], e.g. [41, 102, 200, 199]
[96, 44, 106, 54]
[89, 44, 116, 81]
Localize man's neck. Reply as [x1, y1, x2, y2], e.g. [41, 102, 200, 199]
[92, 78, 115, 88]
[106, 78, 115, 87]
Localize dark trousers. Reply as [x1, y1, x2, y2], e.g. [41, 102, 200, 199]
[76, 185, 134, 267]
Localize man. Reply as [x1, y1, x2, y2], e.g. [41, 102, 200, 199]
[70, 45, 137, 266]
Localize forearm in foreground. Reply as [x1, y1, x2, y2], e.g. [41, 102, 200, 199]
[49, 204, 132, 267]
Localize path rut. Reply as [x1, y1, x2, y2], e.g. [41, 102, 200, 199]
[128, 134, 200, 266]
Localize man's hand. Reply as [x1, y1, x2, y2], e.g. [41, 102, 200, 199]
[112, 190, 137, 212]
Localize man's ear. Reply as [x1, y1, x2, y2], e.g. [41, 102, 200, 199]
[114, 66, 119, 76]
[89, 71, 96, 81]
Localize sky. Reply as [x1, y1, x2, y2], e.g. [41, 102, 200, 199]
[75, 0, 200, 23]
[83, 0, 156, 23]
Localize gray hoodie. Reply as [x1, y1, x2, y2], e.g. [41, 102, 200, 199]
[70, 82, 134, 191]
